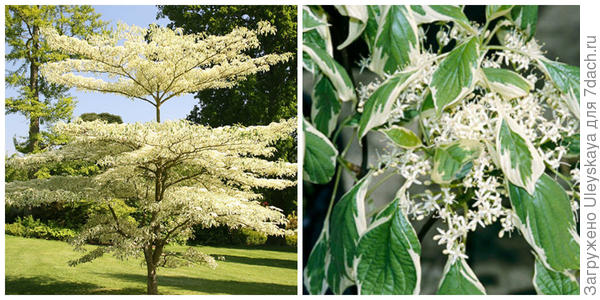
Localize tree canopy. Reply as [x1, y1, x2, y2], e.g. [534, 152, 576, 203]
[5, 5, 107, 153]
[40, 21, 292, 122]
[6, 118, 297, 294]
[157, 5, 297, 127]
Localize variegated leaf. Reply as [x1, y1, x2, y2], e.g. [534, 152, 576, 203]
[311, 73, 341, 137]
[369, 5, 419, 76]
[328, 175, 370, 293]
[496, 116, 544, 194]
[485, 5, 513, 22]
[508, 174, 580, 272]
[537, 58, 580, 119]
[431, 36, 480, 115]
[533, 257, 579, 295]
[304, 227, 330, 294]
[303, 6, 329, 32]
[303, 118, 338, 184]
[431, 139, 482, 185]
[510, 5, 538, 40]
[335, 5, 368, 50]
[437, 257, 486, 295]
[356, 198, 421, 295]
[357, 70, 417, 140]
[381, 126, 422, 149]
[362, 6, 381, 51]
[303, 6, 333, 74]
[410, 5, 472, 32]
[482, 67, 533, 99]
[303, 43, 356, 102]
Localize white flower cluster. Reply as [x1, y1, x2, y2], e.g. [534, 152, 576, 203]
[366, 27, 578, 263]
[493, 28, 544, 71]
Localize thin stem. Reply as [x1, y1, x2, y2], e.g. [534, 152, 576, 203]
[485, 45, 530, 58]
[324, 164, 344, 223]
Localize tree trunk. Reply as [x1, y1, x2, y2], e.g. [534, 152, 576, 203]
[144, 247, 159, 295]
[156, 104, 161, 123]
[26, 23, 40, 153]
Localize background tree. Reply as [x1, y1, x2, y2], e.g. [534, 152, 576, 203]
[157, 5, 298, 219]
[79, 112, 123, 124]
[8, 22, 296, 295]
[5, 5, 106, 153]
[156, 5, 297, 127]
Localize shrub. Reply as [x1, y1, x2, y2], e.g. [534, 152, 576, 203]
[241, 228, 268, 246]
[285, 232, 297, 247]
[5, 215, 76, 241]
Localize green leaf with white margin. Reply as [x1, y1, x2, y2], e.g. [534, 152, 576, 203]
[369, 5, 419, 76]
[304, 225, 330, 294]
[381, 126, 422, 149]
[303, 43, 356, 102]
[431, 139, 482, 185]
[335, 5, 368, 50]
[510, 5, 538, 40]
[410, 5, 473, 33]
[311, 73, 341, 137]
[328, 175, 370, 294]
[437, 257, 486, 295]
[303, 118, 338, 184]
[303, 6, 328, 32]
[430, 36, 480, 115]
[537, 58, 580, 119]
[355, 198, 421, 295]
[508, 173, 580, 271]
[303, 6, 333, 74]
[496, 116, 545, 194]
[485, 5, 513, 22]
[482, 67, 533, 99]
[357, 70, 417, 140]
[362, 6, 381, 51]
[533, 257, 579, 295]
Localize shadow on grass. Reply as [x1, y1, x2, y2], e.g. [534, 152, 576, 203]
[5, 276, 142, 295]
[214, 254, 296, 269]
[109, 273, 297, 295]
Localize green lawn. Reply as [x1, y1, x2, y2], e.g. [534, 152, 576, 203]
[5, 235, 297, 295]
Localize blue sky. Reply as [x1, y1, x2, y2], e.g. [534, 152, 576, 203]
[5, 5, 197, 155]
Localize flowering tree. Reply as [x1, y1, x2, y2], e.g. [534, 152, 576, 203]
[6, 21, 296, 295]
[303, 5, 579, 295]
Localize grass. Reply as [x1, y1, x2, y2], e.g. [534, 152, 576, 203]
[5, 235, 297, 295]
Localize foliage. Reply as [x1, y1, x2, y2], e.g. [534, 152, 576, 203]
[8, 21, 296, 295]
[79, 112, 123, 124]
[157, 5, 298, 219]
[285, 232, 298, 247]
[240, 228, 268, 246]
[6, 216, 77, 241]
[303, 5, 579, 295]
[157, 5, 297, 127]
[5, 5, 106, 153]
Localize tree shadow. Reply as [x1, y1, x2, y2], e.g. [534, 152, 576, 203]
[108, 273, 296, 295]
[5, 276, 142, 295]
[214, 254, 296, 269]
